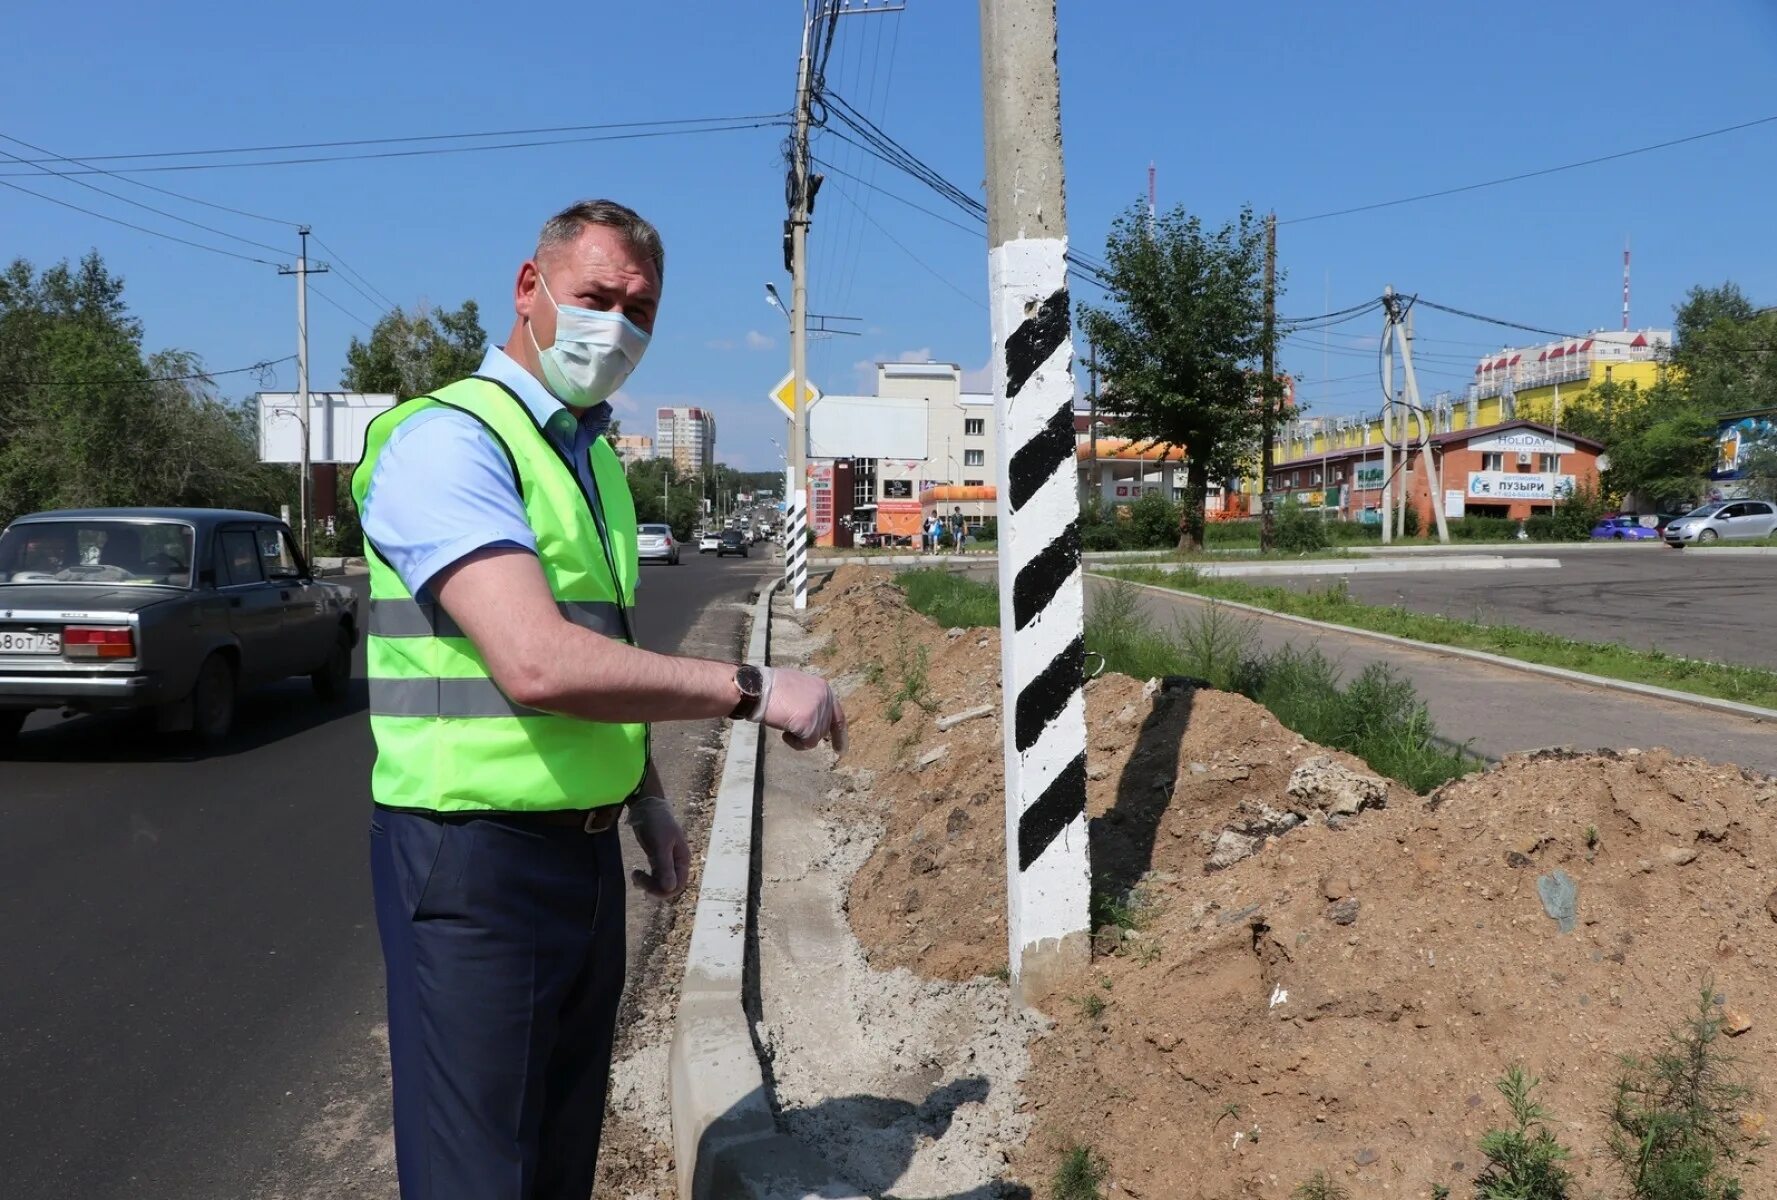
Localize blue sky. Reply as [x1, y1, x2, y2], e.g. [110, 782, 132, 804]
[3, 1, 1774, 469]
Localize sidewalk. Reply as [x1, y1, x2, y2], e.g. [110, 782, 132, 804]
[1095, 577, 1777, 775]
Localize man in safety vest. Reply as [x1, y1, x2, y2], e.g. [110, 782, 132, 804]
[354, 199, 845, 1200]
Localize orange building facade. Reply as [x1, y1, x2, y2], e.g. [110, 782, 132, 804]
[1266, 420, 1604, 526]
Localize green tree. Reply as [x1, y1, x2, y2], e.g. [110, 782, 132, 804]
[0, 253, 283, 523]
[1079, 203, 1282, 550]
[624, 457, 701, 540]
[341, 301, 487, 398]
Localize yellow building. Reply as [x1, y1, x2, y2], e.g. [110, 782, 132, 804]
[1273, 328, 1673, 465]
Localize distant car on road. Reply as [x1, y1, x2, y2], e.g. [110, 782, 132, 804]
[715, 529, 750, 558]
[0, 508, 359, 749]
[697, 530, 722, 554]
[1662, 500, 1777, 546]
[637, 523, 679, 565]
[1590, 515, 1660, 541]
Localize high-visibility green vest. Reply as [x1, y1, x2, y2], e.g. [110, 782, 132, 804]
[351, 374, 646, 813]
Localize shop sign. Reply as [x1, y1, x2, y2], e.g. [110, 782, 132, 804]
[1467, 471, 1574, 501]
[1467, 431, 1576, 455]
[1353, 462, 1385, 490]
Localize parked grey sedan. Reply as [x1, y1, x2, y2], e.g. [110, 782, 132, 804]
[0, 508, 359, 749]
[1662, 499, 1777, 546]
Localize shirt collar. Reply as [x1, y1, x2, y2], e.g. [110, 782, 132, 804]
[478, 345, 611, 441]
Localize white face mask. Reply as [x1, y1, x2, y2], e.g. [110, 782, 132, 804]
[527, 272, 651, 408]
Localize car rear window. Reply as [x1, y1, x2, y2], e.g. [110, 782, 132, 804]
[639, 525, 671, 535]
[0, 519, 195, 586]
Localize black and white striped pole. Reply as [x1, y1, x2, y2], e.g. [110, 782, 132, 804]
[980, 0, 1091, 1001]
[784, 487, 809, 607]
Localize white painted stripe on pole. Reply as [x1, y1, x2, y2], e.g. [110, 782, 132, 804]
[790, 488, 809, 610]
[989, 234, 1091, 972]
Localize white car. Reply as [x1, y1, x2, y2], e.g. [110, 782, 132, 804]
[1663, 500, 1777, 546]
[637, 524, 679, 565]
[697, 531, 722, 554]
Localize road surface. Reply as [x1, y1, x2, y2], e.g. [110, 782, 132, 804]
[0, 550, 764, 1198]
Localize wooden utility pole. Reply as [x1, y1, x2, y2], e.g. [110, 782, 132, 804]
[1259, 213, 1277, 549]
[980, 0, 1091, 1004]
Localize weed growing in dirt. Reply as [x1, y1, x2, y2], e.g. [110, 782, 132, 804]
[1051, 1144, 1108, 1200]
[1431, 1185, 1451, 1200]
[1090, 877, 1155, 937]
[1606, 980, 1759, 1200]
[1586, 825, 1601, 852]
[1290, 1170, 1350, 1200]
[886, 642, 935, 724]
[990, 963, 1011, 983]
[1475, 1066, 1575, 1200]
[1073, 991, 1106, 1021]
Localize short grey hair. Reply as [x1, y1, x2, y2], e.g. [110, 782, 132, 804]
[537, 199, 665, 283]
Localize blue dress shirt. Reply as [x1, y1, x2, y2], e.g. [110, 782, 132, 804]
[360, 346, 613, 601]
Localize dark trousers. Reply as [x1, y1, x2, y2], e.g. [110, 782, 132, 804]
[370, 806, 627, 1200]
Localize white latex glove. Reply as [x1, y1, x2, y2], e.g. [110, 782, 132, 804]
[752, 665, 847, 753]
[626, 795, 690, 900]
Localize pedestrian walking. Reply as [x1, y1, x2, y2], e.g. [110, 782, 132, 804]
[353, 199, 846, 1200]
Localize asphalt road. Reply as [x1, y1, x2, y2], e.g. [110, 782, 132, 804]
[0, 549, 766, 1199]
[1270, 544, 1777, 669]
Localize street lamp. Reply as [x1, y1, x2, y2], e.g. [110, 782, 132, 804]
[764, 282, 791, 329]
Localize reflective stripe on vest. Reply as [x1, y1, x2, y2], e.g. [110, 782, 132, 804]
[369, 597, 627, 640]
[368, 677, 546, 718]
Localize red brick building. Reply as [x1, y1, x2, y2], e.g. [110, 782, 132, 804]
[1266, 420, 1604, 526]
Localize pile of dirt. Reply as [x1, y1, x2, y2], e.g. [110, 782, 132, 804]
[813, 565, 1411, 983]
[810, 567, 1777, 1199]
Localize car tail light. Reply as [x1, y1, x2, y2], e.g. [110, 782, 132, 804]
[64, 625, 135, 659]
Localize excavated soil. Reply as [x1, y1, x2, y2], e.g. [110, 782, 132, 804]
[812, 566, 1777, 1200]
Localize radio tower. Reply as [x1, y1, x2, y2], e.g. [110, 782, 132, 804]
[1622, 237, 1631, 331]
[1147, 161, 1157, 228]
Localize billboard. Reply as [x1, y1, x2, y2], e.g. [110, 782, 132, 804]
[807, 394, 929, 461]
[1467, 471, 1575, 501]
[258, 392, 398, 464]
[1710, 410, 1777, 483]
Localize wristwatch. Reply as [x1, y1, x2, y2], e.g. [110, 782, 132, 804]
[730, 664, 765, 721]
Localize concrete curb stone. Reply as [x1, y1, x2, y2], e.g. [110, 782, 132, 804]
[668, 574, 864, 1200]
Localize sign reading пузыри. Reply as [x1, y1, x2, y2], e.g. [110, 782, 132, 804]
[1467, 471, 1575, 501]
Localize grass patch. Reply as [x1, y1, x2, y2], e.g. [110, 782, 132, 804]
[898, 569, 1000, 629]
[1051, 1145, 1108, 1200]
[1108, 566, 1777, 711]
[1291, 1171, 1351, 1200]
[901, 571, 1475, 793]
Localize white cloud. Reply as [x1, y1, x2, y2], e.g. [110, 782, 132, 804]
[893, 347, 934, 363]
[960, 357, 992, 392]
[704, 338, 738, 351]
[745, 329, 777, 351]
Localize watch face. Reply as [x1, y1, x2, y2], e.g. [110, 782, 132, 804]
[736, 664, 764, 699]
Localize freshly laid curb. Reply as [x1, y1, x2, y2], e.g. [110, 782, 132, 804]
[1142, 555, 1561, 578]
[808, 549, 1160, 568]
[1101, 575, 1777, 726]
[669, 576, 862, 1200]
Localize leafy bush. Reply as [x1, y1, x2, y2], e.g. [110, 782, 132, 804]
[976, 517, 997, 542]
[1475, 1066, 1574, 1200]
[1446, 516, 1517, 542]
[1082, 522, 1124, 551]
[1402, 501, 1423, 538]
[1607, 980, 1757, 1200]
[1274, 501, 1332, 553]
[1127, 491, 1180, 548]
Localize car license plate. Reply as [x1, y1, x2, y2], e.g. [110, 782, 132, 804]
[0, 629, 60, 654]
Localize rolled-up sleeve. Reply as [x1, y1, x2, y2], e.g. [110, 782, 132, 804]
[360, 409, 537, 600]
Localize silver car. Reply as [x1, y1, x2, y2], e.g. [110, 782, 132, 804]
[637, 523, 680, 565]
[1663, 500, 1777, 546]
[0, 508, 359, 749]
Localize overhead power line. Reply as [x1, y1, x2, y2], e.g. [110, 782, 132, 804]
[0, 176, 278, 265]
[308, 283, 377, 330]
[0, 129, 302, 228]
[1412, 298, 1580, 341]
[1284, 112, 1777, 226]
[0, 143, 291, 256]
[0, 117, 789, 176]
[2, 355, 295, 387]
[824, 181, 984, 310]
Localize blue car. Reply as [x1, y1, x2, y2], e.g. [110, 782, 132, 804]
[1590, 515, 1660, 541]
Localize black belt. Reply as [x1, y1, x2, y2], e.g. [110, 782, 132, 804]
[379, 803, 625, 834]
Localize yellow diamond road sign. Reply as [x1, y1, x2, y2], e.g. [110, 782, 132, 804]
[769, 372, 821, 419]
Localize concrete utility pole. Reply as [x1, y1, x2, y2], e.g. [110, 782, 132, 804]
[980, 0, 1091, 1004]
[1396, 299, 1450, 544]
[1259, 213, 1277, 549]
[785, 13, 814, 610]
[279, 227, 326, 560]
[1085, 334, 1099, 502]
[1380, 287, 1394, 545]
